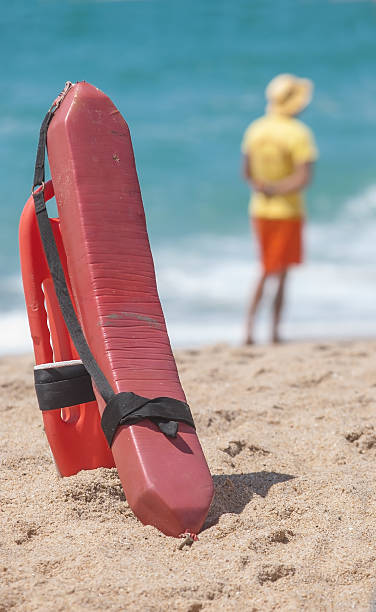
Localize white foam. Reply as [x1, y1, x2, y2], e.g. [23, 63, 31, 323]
[153, 194, 376, 346]
[3, 183, 376, 354]
[0, 310, 33, 354]
[344, 183, 376, 222]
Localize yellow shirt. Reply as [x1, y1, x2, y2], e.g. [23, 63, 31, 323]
[241, 113, 318, 219]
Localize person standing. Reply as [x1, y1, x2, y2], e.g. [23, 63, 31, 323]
[242, 74, 318, 344]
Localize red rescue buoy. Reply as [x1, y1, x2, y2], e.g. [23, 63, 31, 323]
[20, 82, 214, 537]
[19, 182, 115, 476]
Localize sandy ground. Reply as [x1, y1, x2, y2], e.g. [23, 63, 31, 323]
[2, 341, 376, 611]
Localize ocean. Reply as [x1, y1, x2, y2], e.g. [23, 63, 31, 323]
[1, 0, 376, 353]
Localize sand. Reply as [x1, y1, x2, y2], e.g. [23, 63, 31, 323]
[1, 341, 376, 611]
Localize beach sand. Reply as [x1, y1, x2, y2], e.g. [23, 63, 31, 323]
[2, 340, 376, 611]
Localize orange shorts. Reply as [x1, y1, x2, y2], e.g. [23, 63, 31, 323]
[252, 217, 303, 275]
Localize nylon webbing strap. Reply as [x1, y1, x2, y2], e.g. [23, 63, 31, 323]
[101, 393, 195, 446]
[32, 83, 114, 404]
[31, 83, 195, 444]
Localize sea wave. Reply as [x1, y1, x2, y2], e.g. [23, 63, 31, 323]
[0, 310, 32, 355]
[4, 184, 376, 354]
[344, 183, 376, 220]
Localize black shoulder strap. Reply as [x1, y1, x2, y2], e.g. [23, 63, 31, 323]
[32, 82, 115, 404]
[31, 83, 195, 444]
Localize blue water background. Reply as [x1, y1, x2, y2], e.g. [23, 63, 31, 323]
[1, 0, 376, 351]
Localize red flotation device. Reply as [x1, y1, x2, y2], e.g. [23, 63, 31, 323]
[19, 82, 213, 537]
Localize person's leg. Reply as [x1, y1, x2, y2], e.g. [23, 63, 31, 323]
[272, 269, 287, 343]
[245, 271, 268, 344]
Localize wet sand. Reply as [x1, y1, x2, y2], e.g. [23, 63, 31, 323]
[2, 341, 376, 611]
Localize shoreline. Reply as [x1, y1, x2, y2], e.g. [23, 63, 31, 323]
[2, 340, 376, 611]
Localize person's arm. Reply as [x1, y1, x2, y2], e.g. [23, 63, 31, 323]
[257, 162, 314, 197]
[242, 153, 265, 191]
[242, 153, 252, 186]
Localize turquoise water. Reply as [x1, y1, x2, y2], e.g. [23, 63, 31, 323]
[1, 1, 376, 351]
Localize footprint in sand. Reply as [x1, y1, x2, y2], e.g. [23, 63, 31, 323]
[345, 425, 376, 453]
[257, 563, 295, 584]
[222, 440, 246, 458]
[35, 559, 63, 577]
[292, 371, 333, 388]
[60, 468, 129, 518]
[221, 440, 270, 458]
[14, 522, 40, 545]
[248, 444, 270, 456]
[214, 409, 237, 423]
[205, 410, 238, 429]
[186, 604, 203, 612]
[250, 528, 294, 553]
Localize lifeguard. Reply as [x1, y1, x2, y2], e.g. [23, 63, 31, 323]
[242, 73, 318, 343]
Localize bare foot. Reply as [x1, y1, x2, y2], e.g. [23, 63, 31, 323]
[272, 333, 283, 344]
[244, 336, 254, 346]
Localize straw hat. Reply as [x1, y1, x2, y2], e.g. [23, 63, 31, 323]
[266, 74, 313, 116]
